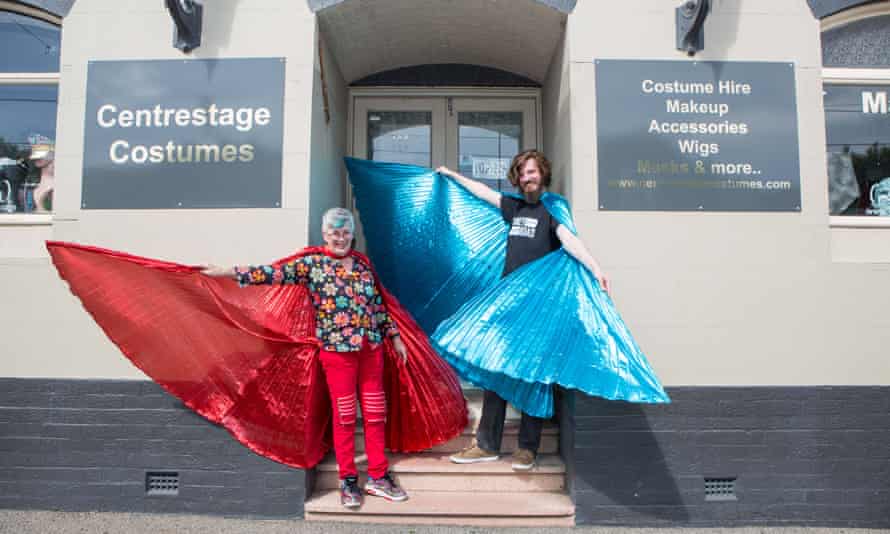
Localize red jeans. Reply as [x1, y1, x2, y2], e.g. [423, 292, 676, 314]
[319, 342, 388, 479]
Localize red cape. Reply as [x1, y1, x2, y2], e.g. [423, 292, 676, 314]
[46, 241, 468, 469]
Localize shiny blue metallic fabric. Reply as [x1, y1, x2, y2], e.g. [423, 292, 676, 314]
[345, 157, 507, 333]
[345, 157, 670, 417]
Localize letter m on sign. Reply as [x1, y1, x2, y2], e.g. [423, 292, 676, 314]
[862, 91, 887, 114]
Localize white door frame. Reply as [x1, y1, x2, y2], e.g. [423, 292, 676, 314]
[444, 96, 539, 172]
[352, 97, 447, 168]
[347, 87, 543, 205]
[349, 87, 542, 159]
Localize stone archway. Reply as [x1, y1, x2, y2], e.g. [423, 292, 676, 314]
[310, 0, 570, 84]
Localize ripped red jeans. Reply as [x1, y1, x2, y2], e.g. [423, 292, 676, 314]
[319, 342, 388, 479]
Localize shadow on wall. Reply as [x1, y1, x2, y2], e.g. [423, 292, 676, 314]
[188, 0, 242, 61]
[702, 0, 741, 67]
[573, 397, 689, 523]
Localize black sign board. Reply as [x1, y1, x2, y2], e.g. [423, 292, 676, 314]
[596, 60, 801, 211]
[82, 58, 285, 209]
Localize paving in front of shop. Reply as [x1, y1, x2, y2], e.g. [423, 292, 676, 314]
[0, 511, 886, 534]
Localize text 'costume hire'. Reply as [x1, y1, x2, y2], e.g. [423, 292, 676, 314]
[344, 157, 670, 418]
[46, 242, 468, 469]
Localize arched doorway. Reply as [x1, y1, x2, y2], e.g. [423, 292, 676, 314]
[308, 0, 571, 239]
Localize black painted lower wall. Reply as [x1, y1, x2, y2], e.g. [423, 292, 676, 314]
[0, 379, 305, 517]
[565, 386, 890, 527]
[2, 379, 889, 526]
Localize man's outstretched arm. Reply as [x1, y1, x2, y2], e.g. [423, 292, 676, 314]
[437, 166, 501, 208]
[556, 225, 612, 296]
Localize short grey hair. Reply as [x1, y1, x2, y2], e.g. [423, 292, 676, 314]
[322, 207, 355, 233]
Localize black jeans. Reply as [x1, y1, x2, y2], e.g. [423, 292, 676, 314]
[475, 389, 545, 454]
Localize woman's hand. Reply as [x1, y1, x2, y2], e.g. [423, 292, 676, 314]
[392, 335, 408, 363]
[436, 166, 455, 177]
[200, 264, 234, 278]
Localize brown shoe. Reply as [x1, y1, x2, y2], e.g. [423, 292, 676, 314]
[511, 448, 536, 471]
[449, 444, 499, 464]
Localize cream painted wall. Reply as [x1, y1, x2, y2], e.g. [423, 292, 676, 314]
[6, 0, 887, 385]
[2, 0, 319, 377]
[542, 31, 572, 199]
[307, 31, 348, 246]
[566, 0, 890, 385]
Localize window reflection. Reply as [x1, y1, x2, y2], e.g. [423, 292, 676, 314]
[458, 112, 522, 192]
[0, 10, 61, 73]
[0, 83, 58, 215]
[825, 84, 890, 216]
[367, 111, 432, 167]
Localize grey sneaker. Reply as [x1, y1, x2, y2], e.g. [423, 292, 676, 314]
[339, 476, 362, 508]
[511, 448, 536, 471]
[449, 444, 499, 464]
[365, 472, 408, 502]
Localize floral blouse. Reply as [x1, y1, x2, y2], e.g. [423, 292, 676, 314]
[236, 254, 399, 352]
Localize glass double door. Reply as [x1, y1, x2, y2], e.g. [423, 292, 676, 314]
[352, 96, 538, 192]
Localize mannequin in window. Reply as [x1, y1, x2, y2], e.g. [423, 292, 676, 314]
[29, 136, 54, 213]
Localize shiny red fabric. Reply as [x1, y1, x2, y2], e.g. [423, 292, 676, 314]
[46, 241, 468, 469]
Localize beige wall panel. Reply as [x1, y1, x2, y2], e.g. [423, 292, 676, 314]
[2, 0, 320, 378]
[281, 149, 311, 211]
[564, 3, 889, 385]
[63, 1, 315, 60]
[308, 31, 349, 246]
[2, 262, 141, 379]
[542, 31, 572, 198]
[830, 228, 890, 263]
[567, 62, 596, 210]
[824, 262, 890, 319]
[795, 67, 832, 222]
[0, 226, 52, 259]
[570, 1, 821, 68]
[634, 320, 889, 386]
[2, 208, 309, 378]
[51, 153, 83, 218]
[572, 211, 832, 270]
[611, 263, 890, 385]
[50, 210, 308, 267]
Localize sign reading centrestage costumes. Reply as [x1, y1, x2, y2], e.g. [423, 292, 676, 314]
[595, 60, 801, 211]
[82, 58, 285, 209]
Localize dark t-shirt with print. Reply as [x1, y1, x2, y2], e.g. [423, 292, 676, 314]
[501, 195, 561, 277]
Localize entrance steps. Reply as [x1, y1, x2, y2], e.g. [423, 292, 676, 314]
[304, 392, 574, 526]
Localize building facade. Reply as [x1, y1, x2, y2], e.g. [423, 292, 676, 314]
[1, 0, 888, 526]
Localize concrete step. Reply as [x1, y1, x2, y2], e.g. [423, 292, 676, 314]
[304, 489, 574, 526]
[426, 430, 559, 454]
[315, 452, 565, 492]
[354, 418, 560, 454]
[351, 388, 560, 453]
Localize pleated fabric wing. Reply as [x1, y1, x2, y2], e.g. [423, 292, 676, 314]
[345, 158, 670, 418]
[46, 241, 467, 469]
[345, 157, 506, 333]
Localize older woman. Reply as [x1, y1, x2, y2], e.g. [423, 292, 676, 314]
[203, 207, 408, 508]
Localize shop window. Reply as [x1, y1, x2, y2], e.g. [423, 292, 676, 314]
[0, 9, 60, 217]
[821, 6, 890, 225]
[824, 82, 890, 217]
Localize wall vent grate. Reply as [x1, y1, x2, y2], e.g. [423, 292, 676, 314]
[146, 472, 179, 496]
[704, 477, 736, 501]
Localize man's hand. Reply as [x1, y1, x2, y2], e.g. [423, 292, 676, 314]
[593, 268, 612, 297]
[200, 264, 234, 278]
[436, 166, 456, 178]
[392, 335, 408, 363]
[435, 166, 501, 207]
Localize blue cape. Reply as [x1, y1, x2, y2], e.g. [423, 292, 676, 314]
[345, 157, 669, 417]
